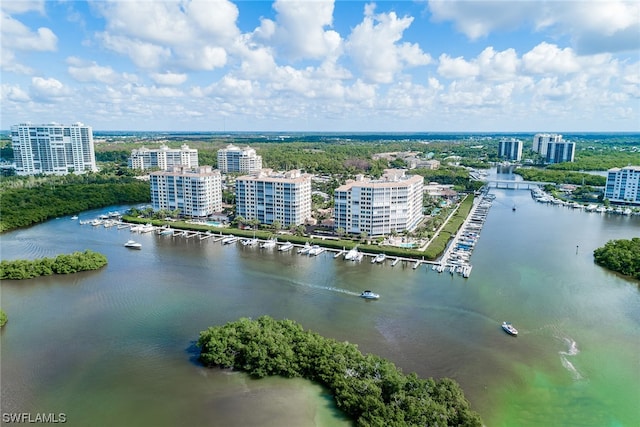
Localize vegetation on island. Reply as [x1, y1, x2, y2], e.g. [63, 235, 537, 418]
[513, 168, 606, 186]
[0, 250, 108, 280]
[198, 316, 482, 427]
[593, 238, 640, 280]
[0, 173, 150, 232]
[0, 309, 7, 327]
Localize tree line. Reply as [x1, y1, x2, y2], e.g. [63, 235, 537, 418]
[514, 168, 606, 186]
[0, 177, 150, 232]
[593, 238, 640, 280]
[0, 250, 108, 280]
[198, 316, 482, 427]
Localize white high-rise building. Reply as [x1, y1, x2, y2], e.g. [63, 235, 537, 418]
[604, 166, 640, 205]
[545, 141, 575, 164]
[498, 138, 523, 161]
[532, 133, 563, 156]
[532, 134, 574, 163]
[217, 144, 262, 174]
[10, 122, 97, 175]
[333, 169, 424, 237]
[129, 144, 198, 170]
[235, 169, 312, 227]
[150, 166, 222, 218]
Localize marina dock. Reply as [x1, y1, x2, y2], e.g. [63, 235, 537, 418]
[79, 213, 489, 279]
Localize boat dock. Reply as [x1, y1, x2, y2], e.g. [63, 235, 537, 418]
[436, 193, 495, 278]
[80, 219, 472, 277]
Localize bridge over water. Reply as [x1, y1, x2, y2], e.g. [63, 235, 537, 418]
[479, 179, 556, 190]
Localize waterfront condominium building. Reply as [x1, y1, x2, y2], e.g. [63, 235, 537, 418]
[10, 122, 97, 175]
[532, 133, 563, 156]
[604, 166, 640, 205]
[150, 166, 222, 218]
[235, 169, 312, 227]
[544, 140, 575, 164]
[217, 144, 262, 174]
[532, 133, 575, 163]
[333, 169, 424, 237]
[128, 144, 198, 170]
[498, 138, 523, 161]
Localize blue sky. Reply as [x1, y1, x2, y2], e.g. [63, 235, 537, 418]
[1, 0, 639, 132]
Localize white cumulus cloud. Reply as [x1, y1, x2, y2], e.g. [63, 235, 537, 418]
[346, 4, 431, 84]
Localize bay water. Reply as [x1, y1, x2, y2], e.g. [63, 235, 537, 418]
[1, 187, 639, 426]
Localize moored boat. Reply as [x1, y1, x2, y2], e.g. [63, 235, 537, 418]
[501, 321, 518, 336]
[222, 236, 239, 244]
[308, 245, 325, 256]
[297, 242, 312, 254]
[260, 238, 277, 249]
[278, 241, 294, 251]
[372, 253, 386, 264]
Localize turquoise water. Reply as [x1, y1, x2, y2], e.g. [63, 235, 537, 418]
[398, 242, 416, 248]
[1, 192, 639, 426]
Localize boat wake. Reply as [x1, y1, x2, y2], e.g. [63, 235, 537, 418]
[558, 336, 583, 381]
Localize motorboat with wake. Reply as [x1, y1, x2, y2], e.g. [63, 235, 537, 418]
[124, 240, 142, 249]
[360, 290, 380, 300]
[501, 322, 518, 336]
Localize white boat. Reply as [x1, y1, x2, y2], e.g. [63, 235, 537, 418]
[124, 240, 142, 249]
[278, 241, 294, 251]
[297, 242, 312, 254]
[308, 245, 325, 256]
[372, 253, 386, 264]
[260, 238, 277, 249]
[222, 236, 239, 244]
[344, 247, 359, 261]
[138, 223, 155, 233]
[501, 322, 518, 336]
[241, 238, 258, 246]
[159, 227, 174, 236]
[360, 290, 380, 300]
[91, 219, 103, 226]
[71, 215, 78, 220]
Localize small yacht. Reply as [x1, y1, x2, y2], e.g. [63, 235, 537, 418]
[278, 241, 294, 251]
[360, 290, 380, 300]
[124, 240, 142, 249]
[372, 253, 386, 264]
[344, 247, 358, 260]
[260, 238, 277, 249]
[308, 245, 325, 256]
[501, 322, 518, 336]
[71, 215, 79, 220]
[222, 236, 239, 244]
[297, 242, 312, 254]
[241, 238, 258, 246]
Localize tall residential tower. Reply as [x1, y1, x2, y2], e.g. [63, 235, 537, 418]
[235, 169, 312, 227]
[333, 169, 424, 237]
[498, 138, 523, 161]
[217, 144, 262, 174]
[129, 144, 198, 170]
[150, 166, 222, 218]
[604, 166, 640, 205]
[11, 122, 97, 175]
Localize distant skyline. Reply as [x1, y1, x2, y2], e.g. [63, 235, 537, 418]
[1, 0, 639, 132]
